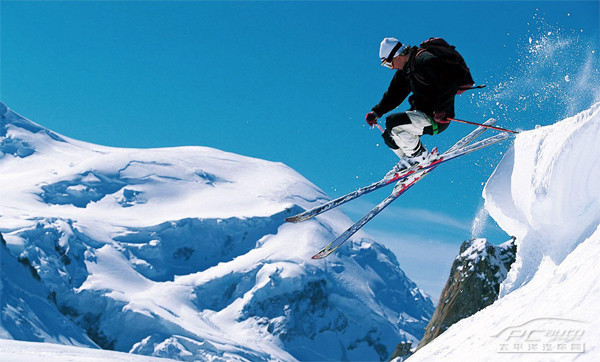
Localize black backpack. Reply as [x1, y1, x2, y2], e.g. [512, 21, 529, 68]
[416, 37, 474, 87]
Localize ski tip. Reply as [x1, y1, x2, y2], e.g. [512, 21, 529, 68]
[285, 214, 307, 223]
[311, 250, 330, 260]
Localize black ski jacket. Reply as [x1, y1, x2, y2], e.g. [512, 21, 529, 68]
[372, 47, 466, 131]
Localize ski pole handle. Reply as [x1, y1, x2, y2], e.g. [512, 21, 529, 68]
[458, 84, 486, 91]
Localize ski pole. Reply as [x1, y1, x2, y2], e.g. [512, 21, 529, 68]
[374, 116, 517, 134]
[447, 117, 519, 134]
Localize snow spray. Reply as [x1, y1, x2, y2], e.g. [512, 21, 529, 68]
[470, 203, 489, 239]
[472, 11, 600, 129]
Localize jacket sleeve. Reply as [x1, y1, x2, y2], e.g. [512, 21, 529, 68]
[371, 70, 411, 117]
[416, 54, 458, 114]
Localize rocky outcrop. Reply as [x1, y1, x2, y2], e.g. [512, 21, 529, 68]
[416, 237, 516, 351]
[390, 341, 412, 361]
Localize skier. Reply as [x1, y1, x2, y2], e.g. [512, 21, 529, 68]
[366, 37, 474, 168]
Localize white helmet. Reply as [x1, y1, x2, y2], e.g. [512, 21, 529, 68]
[379, 37, 408, 62]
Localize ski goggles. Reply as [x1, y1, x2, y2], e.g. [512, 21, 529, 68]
[381, 58, 394, 69]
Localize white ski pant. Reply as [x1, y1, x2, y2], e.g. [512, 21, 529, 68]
[384, 110, 433, 158]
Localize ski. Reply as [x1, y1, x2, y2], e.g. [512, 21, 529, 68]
[310, 131, 510, 259]
[312, 170, 430, 259]
[446, 118, 497, 153]
[285, 147, 438, 223]
[286, 118, 500, 223]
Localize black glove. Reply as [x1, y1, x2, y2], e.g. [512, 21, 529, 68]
[433, 111, 449, 124]
[365, 111, 379, 126]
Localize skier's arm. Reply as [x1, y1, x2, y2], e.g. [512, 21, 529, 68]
[371, 70, 411, 117]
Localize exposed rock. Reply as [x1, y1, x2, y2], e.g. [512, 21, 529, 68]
[389, 341, 412, 361]
[416, 237, 516, 351]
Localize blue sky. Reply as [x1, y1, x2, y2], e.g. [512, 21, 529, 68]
[1, 1, 599, 297]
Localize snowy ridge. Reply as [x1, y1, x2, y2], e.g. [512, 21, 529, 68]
[0, 102, 433, 361]
[485, 102, 600, 295]
[410, 103, 600, 361]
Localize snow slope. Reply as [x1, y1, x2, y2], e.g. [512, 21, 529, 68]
[410, 103, 600, 361]
[0, 102, 434, 361]
[0, 339, 168, 362]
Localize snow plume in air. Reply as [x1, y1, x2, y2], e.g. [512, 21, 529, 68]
[470, 203, 489, 240]
[473, 11, 600, 128]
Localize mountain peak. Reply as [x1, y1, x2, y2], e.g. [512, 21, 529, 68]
[1, 102, 66, 154]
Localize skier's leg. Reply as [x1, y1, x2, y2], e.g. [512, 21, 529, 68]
[382, 110, 432, 157]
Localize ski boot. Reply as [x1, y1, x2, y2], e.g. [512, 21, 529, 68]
[385, 146, 438, 180]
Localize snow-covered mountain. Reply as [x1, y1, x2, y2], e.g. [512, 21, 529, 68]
[410, 103, 600, 361]
[0, 102, 434, 361]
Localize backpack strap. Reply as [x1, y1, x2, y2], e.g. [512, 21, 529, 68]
[430, 119, 439, 135]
